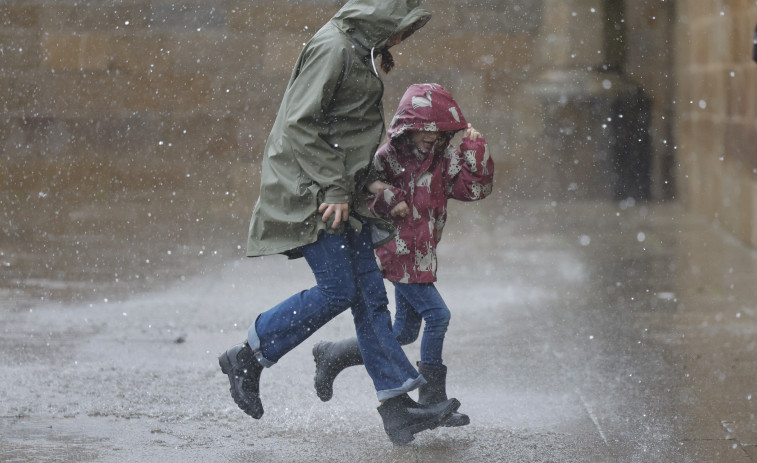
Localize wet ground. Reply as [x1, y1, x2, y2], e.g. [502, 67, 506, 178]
[2, 171, 757, 462]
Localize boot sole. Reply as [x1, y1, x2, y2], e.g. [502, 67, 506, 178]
[441, 411, 470, 427]
[218, 351, 264, 419]
[388, 398, 460, 446]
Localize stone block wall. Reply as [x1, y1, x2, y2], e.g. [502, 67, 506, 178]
[5, 0, 735, 241]
[673, 1, 757, 247]
[0, 0, 545, 202]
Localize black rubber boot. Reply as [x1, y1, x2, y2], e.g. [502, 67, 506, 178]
[312, 338, 364, 402]
[377, 393, 460, 445]
[417, 363, 470, 427]
[218, 342, 264, 419]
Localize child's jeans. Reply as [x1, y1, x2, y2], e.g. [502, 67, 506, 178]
[391, 282, 451, 366]
[248, 222, 423, 401]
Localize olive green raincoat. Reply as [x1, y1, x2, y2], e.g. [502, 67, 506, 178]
[246, 0, 431, 258]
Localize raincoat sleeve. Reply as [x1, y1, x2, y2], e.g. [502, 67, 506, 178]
[445, 137, 494, 201]
[367, 153, 407, 217]
[369, 185, 406, 218]
[282, 42, 352, 204]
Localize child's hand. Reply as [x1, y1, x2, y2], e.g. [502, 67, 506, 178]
[367, 180, 392, 195]
[465, 123, 482, 141]
[390, 201, 409, 218]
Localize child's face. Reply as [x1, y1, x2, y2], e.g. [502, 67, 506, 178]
[409, 131, 442, 155]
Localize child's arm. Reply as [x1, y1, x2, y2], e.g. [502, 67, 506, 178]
[367, 181, 408, 218]
[445, 124, 495, 201]
[367, 154, 408, 218]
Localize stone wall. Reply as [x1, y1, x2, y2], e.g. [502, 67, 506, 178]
[673, 1, 757, 247]
[6, 1, 750, 243]
[0, 0, 545, 202]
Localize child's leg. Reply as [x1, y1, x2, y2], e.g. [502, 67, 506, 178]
[391, 284, 423, 346]
[392, 283, 450, 366]
[393, 284, 468, 426]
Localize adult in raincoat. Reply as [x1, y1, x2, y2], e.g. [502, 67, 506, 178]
[218, 0, 459, 445]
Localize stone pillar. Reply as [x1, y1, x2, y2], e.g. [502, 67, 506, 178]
[528, 0, 651, 200]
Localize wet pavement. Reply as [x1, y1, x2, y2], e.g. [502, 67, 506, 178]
[2, 179, 757, 462]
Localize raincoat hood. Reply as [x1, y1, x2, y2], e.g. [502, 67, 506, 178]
[387, 83, 469, 140]
[331, 0, 431, 52]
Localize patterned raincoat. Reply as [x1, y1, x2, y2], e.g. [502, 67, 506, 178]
[369, 83, 494, 283]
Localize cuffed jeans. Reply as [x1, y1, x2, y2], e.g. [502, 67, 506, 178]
[247, 222, 424, 401]
[392, 282, 451, 367]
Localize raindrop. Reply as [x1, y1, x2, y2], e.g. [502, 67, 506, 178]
[637, 232, 646, 242]
[579, 235, 591, 246]
[698, 100, 707, 109]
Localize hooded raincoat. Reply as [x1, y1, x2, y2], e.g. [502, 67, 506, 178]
[246, 0, 431, 258]
[369, 83, 494, 283]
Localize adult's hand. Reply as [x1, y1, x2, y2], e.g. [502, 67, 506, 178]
[319, 202, 349, 229]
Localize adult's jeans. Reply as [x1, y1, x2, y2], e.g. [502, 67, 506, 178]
[247, 222, 423, 400]
[392, 282, 451, 366]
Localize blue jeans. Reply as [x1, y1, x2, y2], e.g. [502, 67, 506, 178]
[392, 283, 451, 366]
[247, 222, 423, 401]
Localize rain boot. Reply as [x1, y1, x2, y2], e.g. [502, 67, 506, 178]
[312, 337, 364, 402]
[417, 362, 470, 427]
[377, 393, 460, 445]
[218, 342, 264, 419]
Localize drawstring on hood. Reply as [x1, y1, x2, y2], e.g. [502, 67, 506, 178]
[370, 47, 378, 76]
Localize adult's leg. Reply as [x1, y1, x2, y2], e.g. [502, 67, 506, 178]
[348, 225, 422, 400]
[221, 231, 358, 419]
[249, 231, 356, 365]
[349, 225, 460, 443]
[312, 283, 423, 402]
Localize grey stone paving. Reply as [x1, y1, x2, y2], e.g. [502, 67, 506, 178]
[2, 199, 756, 462]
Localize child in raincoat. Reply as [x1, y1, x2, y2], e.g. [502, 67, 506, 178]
[313, 83, 494, 426]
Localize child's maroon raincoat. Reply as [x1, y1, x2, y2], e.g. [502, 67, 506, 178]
[370, 83, 494, 284]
